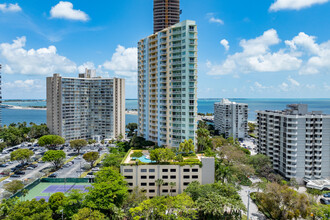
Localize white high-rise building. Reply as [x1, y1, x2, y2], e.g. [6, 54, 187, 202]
[256, 104, 330, 183]
[138, 20, 198, 147]
[47, 69, 125, 141]
[214, 99, 248, 140]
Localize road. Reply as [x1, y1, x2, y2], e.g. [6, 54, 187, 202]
[239, 185, 266, 220]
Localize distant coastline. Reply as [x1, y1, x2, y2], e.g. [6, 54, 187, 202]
[3, 104, 139, 115]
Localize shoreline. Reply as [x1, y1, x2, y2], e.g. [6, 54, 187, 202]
[4, 104, 139, 115]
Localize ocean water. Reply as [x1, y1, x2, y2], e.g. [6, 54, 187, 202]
[2, 98, 330, 125]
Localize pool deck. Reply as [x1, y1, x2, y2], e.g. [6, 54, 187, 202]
[123, 150, 150, 164]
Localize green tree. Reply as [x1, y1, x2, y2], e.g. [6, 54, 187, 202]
[84, 167, 128, 216]
[72, 208, 106, 220]
[185, 181, 245, 219]
[48, 192, 65, 219]
[6, 199, 52, 220]
[131, 150, 143, 158]
[88, 139, 97, 145]
[102, 152, 126, 169]
[38, 135, 65, 149]
[62, 189, 86, 219]
[179, 139, 195, 155]
[83, 152, 99, 167]
[122, 187, 147, 213]
[0, 142, 7, 152]
[10, 149, 34, 164]
[42, 150, 66, 169]
[117, 133, 124, 141]
[70, 139, 87, 155]
[155, 179, 164, 197]
[150, 148, 175, 163]
[197, 128, 211, 152]
[28, 124, 49, 139]
[0, 198, 18, 218]
[248, 122, 256, 133]
[3, 180, 24, 194]
[126, 123, 138, 137]
[255, 182, 311, 220]
[169, 182, 176, 196]
[198, 120, 208, 129]
[129, 193, 197, 220]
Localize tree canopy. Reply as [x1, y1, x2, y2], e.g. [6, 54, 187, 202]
[83, 152, 99, 167]
[179, 139, 195, 155]
[38, 135, 65, 149]
[42, 150, 66, 169]
[3, 180, 24, 194]
[126, 123, 138, 137]
[150, 148, 175, 163]
[10, 149, 34, 164]
[70, 139, 87, 154]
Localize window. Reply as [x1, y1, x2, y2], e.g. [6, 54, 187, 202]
[170, 169, 176, 172]
[192, 175, 198, 179]
[149, 182, 155, 186]
[163, 182, 168, 186]
[141, 183, 147, 186]
[171, 189, 177, 193]
[141, 176, 147, 179]
[192, 169, 198, 172]
[183, 182, 190, 186]
[162, 189, 169, 193]
[162, 169, 168, 172]
[149, 176, 155, 179]
[149, 189, 155, 193]
[170, 175, 176, 179]
[128, 189, 133, 193]
[124, 169, 133, 172]
[128, 183, 133, 186]
[149, 169, 155, 172]
[125, 176, 133, 179]
[183, 175, 189, 179]
[162, 176, 168, 179]
[183, 169, 190, 172]
[141, 169, 147, 172]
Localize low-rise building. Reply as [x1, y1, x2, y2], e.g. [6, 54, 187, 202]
[256, 104, 330, 183]
[214, 98, 248, 140]
[120, 150, 214, 198]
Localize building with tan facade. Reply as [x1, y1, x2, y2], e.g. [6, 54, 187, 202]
[153, 0, 180, 33]
[120, 150, 214, 198]
[47, 69, 125, 141]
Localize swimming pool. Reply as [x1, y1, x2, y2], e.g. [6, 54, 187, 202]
[132, 155, 156, 163]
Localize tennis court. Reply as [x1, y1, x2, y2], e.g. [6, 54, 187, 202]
[23, 182, 92, 202]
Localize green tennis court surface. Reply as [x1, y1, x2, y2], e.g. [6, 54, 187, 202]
[23, 182, 92, 202]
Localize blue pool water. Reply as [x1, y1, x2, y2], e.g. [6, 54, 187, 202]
[133, 155, 155, 163]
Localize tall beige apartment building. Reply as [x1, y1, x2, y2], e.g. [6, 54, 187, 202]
[47, 69, 125, 141]
[138, 20, 198, 147]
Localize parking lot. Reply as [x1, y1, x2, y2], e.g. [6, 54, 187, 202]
[240, 137, 258, 155]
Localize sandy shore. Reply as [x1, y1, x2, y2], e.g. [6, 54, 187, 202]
[5, 104, 139, 115]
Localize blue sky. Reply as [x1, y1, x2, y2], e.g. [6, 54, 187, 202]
[1, 0, 330, 99]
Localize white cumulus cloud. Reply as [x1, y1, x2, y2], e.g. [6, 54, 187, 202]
[4, 79, 43, 89]
[0, 36, 77, 75]
[207, 13, 224, 25]
[103, 45, 137, 82]
[288, 76, 300, 86]
[50, 1, 89, 21]
[220, 39, 229, 51]
[0, 3, 21, 12]
[207, 29, 302, 76]
[270, 0, 329, 11]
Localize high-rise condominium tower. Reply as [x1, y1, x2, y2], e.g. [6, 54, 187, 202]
[256, 104, 330, 183]
[214, 99, 248, 140]
[47, 69, 125, 141]
[138, 20, 198, 147]
[154, 0, 180, 33]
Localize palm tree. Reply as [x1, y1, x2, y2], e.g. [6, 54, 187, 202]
[155, 179, 164, 196]
[169, 182, 176, 196]
[179, 139, 195, 155]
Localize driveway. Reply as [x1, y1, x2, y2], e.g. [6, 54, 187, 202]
[239, 185, 266, 220]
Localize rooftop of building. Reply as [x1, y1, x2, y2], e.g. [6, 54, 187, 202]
[51, 69, 124, 80]
[256, 104, 328, 116]
[214, 98, 248, 106]
[121, 149, 211, 166]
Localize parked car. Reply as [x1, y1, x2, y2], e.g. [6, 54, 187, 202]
[48, 173, 57, 178]
[87, 172, 94, 175]
[320, 198, 330, 205]
[15, 171, 25, 175]
[26, 167, 34, 170]
[324, 193, 330, 198]
[0, 164, 8, 167]
[29, 164, 38, 168]
[11, 174, 20, 178]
